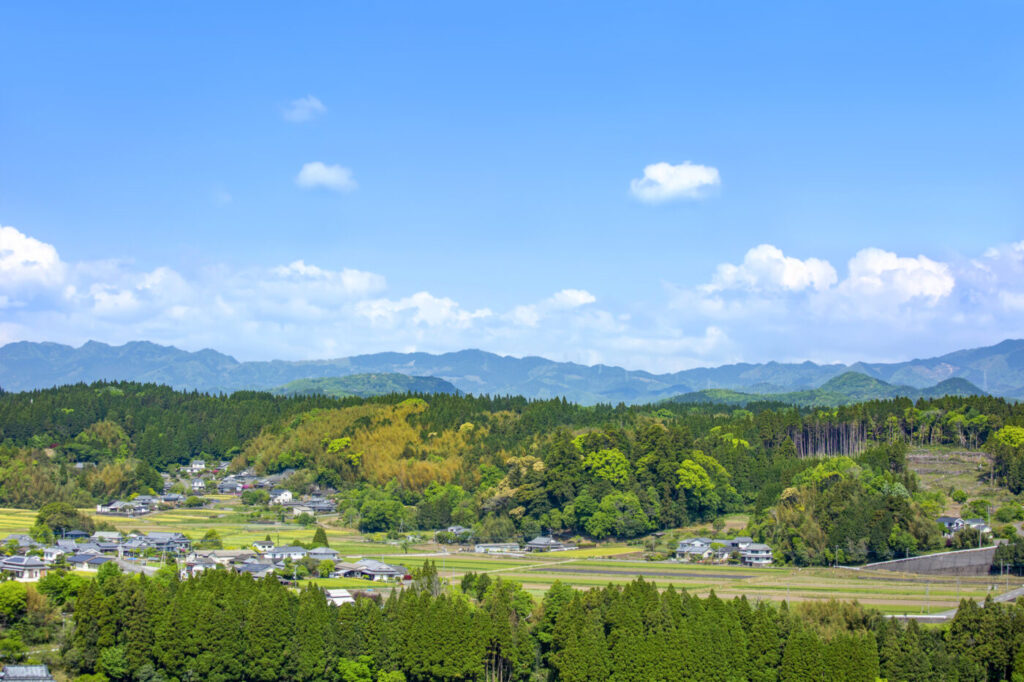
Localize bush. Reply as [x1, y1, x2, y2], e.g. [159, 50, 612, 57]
[995, 502, 1024, 523]
[184, 496, 205, 508]
[951, 489, 968, 504]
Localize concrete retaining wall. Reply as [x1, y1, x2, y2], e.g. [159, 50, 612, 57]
[861, 546, 996, 576]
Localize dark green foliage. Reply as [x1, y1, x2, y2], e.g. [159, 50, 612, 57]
[57, 570, 1024, 682]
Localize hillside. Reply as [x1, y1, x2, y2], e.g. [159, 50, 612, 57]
[668, 371, 988, 407]
[0, 338, 1020, 403]
[270, 373, 459, 398]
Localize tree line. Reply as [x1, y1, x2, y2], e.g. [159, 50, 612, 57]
[59, 563, 1024, 681]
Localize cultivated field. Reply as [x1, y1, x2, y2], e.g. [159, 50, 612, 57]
[5, 497, 1019, 617]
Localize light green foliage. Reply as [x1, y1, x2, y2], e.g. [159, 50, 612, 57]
[0, 581, 27, 625]
[581, 448, 630, 486]
[792, 457, 859, 487]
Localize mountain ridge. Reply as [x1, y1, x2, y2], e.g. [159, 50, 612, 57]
[0, 338, 1020, 404]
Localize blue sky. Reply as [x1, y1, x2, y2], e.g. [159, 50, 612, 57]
[2, 2, 1023, 371]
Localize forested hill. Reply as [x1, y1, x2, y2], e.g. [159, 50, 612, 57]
[2, 338, 1024, 403]
[271, 373, 459, 398]
[3, 381, 1024, 566]
[669, 372, 987, 407]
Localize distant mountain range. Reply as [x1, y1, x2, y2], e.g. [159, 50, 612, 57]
[668, 372, 987, 407]
[0, 338, 1021, 404]
[270, 374, 459, 399]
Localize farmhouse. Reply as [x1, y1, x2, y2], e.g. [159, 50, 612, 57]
[0, 664, 57, 681]
[146, 531, 191, 553]
[252, 540, 274, 552]
[0, 556, 48, 581]
[264, 545, 307, 561]
[525, 536, 565, 552]
[270, 489, 293, 505]
[308, 547, 340, 562]
[741, 543, 774, 566]
[938, 516, 965, 536]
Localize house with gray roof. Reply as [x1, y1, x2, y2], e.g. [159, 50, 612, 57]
[0, 664, 57, 681]
[0, 555, 48, 582]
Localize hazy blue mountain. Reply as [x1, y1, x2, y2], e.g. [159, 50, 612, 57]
[270, 374, 458, 398]
[667, 371, 989, 407]
[0, 338, 1019, 404]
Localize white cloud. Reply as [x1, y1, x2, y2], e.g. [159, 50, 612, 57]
[295, 162, 357, 193]
[510, 289, 596, 327]
[0, 225, 65, 290]
[551, 289, 596, 307]
[356, 292, 492, 327]
[272, 260, 386, 297]
[705, 244, 837, 293]
[630, 161, 720, 203]
[839, 248, 954, 304]
[283, 95, 326, 123]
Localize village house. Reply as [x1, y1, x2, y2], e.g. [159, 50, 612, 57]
[741, 543, 774, 566]
[264, 545, 307, 561]
[146, 531, 191, 553]
[308, 547, 340, 562]
[0, 663, 57, 681]
[191, 479, 206, 492]
[352, 559, 406, 581]
[525, 536, 567, 552]
[0, 555, 48, 582]
[473, 543, 520, 554]
[252, 540, 274, 553]
[938, 516, 965, 537]
[270, 489, 293, 505]
[324, 588, 355, 605]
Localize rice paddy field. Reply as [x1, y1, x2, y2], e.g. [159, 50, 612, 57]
[4, 501, 1019, 617]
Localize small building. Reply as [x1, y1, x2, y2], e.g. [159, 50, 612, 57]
[526, 536, 565, 552]
[0, 664, 57, 681]
[235, 562, 275, 579]
[938, 516, 965, 536]
[265, 545, 307, 561]
[2, 534, 38, 549]
[41, 546, 65, 563]
[964, 518, 993, 536]
[270, 489, 293, 505]
[0, 555, 48, 582]
[146, 531, 191, 553]
[676, 538, 715, 561]
[218, 479, 243, 494]
[189, 459, 206, 473]
[325, 588, 355, 606]
[741, 543, 774, 567]
[92, 531, 123, 543]
[252, 540, 275, 553]
[191, 479, 206, 492]
[308, 547, 340, 563]
[63, 530, 90, 541]
[162, 493, 186, 505]
[474, 543, 520, 554]
[353, 559, 406, 581]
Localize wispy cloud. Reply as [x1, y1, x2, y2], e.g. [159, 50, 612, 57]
[282, 95, 326, 123]
[630, 161, 720, 203]
[295, 162, 357, 193]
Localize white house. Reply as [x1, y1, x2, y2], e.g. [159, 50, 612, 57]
[0, 555, 48, 581]
[270, 489, 293, 505]
[741, 543, 774, 566]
